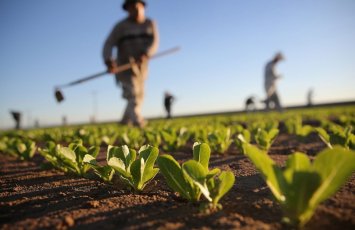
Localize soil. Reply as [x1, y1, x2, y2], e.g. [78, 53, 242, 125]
[0, 133, 354, 230]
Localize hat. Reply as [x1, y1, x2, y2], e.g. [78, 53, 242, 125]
[122, 0, 146, 11]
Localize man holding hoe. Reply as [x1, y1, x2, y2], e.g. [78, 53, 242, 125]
[103, 0, 159, 127]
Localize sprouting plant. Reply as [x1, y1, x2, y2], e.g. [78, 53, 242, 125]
[39, 140, 99, 176]
[107, 145, 159, 191]
[284, 117, 313, 140]
[176, 127, 191, 149]
[242, 142, 355, 227]
[157, 154, 202, 201]
[3, 137, 36, 160]
[315, 125, 355, 150]
[182, 159, 235, 210]
[254, 127, 279, 151]
[75, 128, 102, 146]
[207, 127, 233, 154]
[235, 130, 251, 154]
[0, 136, 8, 152]
[38, 141, 63, 170]
[121, 128, 146, 149]
[248, 120, 279, 138]
[83, 154, 115, 182]
[157, 142, 235, 209]
[101, 132, 119, 146]
[160, 128, 178, 151]
[144, 129, 162, 148]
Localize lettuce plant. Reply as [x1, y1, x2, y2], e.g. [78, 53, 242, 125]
[107, 145, 159, 191]
[144, 130, 162, 147]
[176, 127, 191, 149]
[157, 142, 235, 209]
[242, 142, 355, 227]
[235, 131, 251, 154]
[75, 128, 102, 146]
[254, 127, 279, 150]
[3, 137, 36, 160]
[0, 137, 8, 152]
[101, 133, 119, 146]
[249, 120, 279, 138]
[160, 128, 178, 151]
[39, 140, 99, 176]
[157, 154, 202, 201]
[83, 154, 115, 182]
[207, 127, 233, 154]
[182, 159, 235, 209]
[120, 128, 145, 149]
[284, 117, 313, 140]
[316, 126, 355, 150]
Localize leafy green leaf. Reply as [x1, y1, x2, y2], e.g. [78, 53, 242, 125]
[210, 171, 235, 205]
[182, 160, 210, 201]
[310, 147, 355, 206]
[157, 154, 192, 200]
[192, 142, 211, 170]
[242, 143, 286, 202]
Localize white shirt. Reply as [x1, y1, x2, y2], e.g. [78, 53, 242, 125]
[264, 60, 281, 97]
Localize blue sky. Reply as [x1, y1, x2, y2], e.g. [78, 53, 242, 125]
[1, 0, 355, 129]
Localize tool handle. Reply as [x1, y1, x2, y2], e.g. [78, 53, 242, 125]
[57, 46, 180, 88]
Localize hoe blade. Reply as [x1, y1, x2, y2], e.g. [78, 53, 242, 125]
[55, 89, 64, 103]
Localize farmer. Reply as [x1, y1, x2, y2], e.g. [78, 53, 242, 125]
[307, 88, 314, 107]
[10, 111, 21, 130]
[103, 0, 159, 127]
[164, 91, 175, 119]
[263, 52, 284, 112]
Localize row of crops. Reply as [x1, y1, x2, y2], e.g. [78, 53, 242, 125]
[1, 106, 355, 227]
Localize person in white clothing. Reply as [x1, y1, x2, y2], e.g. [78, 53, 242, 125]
[264, 52, 284, 112]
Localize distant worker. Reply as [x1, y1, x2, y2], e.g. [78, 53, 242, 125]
[307, 88, 314, 107]
[264, 52, 284, 112]
[10, 111, 21, 130]
[62, 116, 67, 126]
[245, 96, 256, 112]
[164, 92, 175, 119]
[103, 0, 159, 127]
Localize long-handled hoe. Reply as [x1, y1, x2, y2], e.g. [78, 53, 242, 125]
[54, 46, 180, 103]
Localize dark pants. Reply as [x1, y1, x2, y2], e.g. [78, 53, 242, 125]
[165, 105, 171, 119]
[265, 91, 282, 112]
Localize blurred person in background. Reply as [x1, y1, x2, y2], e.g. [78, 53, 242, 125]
[10, 111, 21, 130]
[307, 88, 314, 107]
[164, 91, 175, 119]
[103, 0, 159, 127]
[264, 52, 284, 112]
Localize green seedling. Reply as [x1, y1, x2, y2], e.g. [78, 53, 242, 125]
[176, 127, 191, 149]
[158, 142, 235, 209]
[39, 140, 99, 176]
[107, 145, 159, 191]
[83, 154, 115, 182]
[207, 127, 233, 154]
[235, 130, 251, 154]
[285, 117, 313, 140]
[254, 127, 279, 150]
[144, 130, 162, 148]
[316, 126, 355, 150]
[121, 128, 145, 149]
[160, 128, 178, 151]
[4, 137, 36, 160]
[242, 142, 355, 227]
